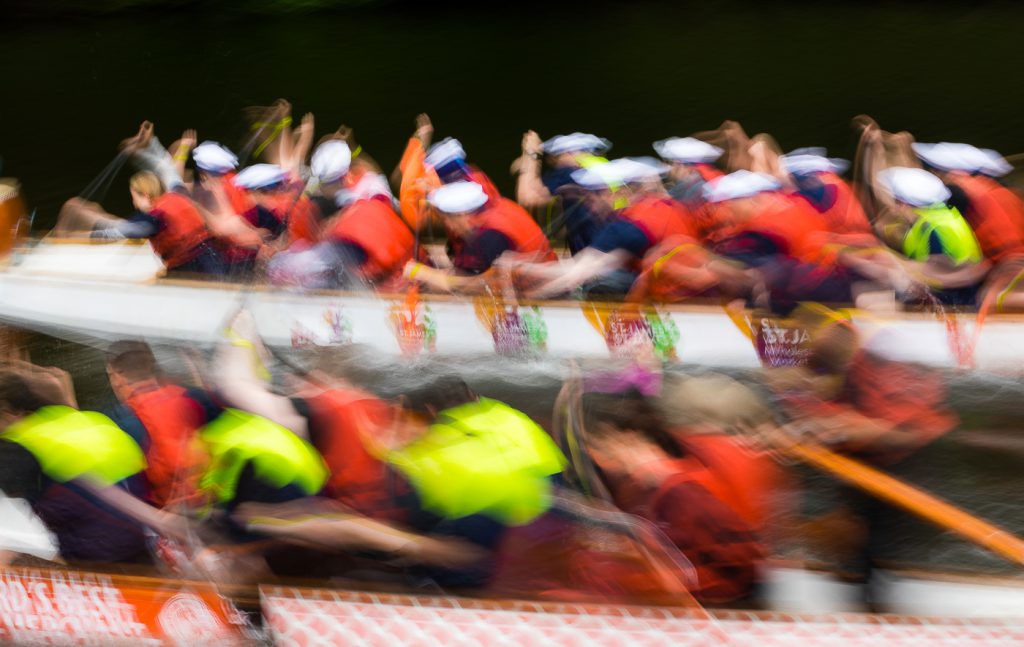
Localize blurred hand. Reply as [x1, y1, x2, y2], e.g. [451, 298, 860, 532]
[522, 130, 543, 155]
[414, 113, 433, 145]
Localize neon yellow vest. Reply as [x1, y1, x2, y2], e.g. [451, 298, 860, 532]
[386, 398, 566, 525]
[198, 409, 329, 504]
[3, 406, 145, 486]
[903, 205, 982, 265]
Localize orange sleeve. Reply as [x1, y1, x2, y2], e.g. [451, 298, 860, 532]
[398, 138, 439, 230]
[286, 196, 322, 245]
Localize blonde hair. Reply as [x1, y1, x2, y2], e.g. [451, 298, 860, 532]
[129, 171, 165, 200]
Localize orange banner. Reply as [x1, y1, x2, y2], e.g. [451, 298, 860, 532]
[0, 567, 252, 645]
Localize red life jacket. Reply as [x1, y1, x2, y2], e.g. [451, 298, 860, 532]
[611, 456, 765, 604]
[471, 198, 557, 261]
[674, 433, 782, 532]
[303, 388, 408, 522]
[326, 196, 415, 279]
[125, 384, 207, 507]
[950, 172, 1024, 262]
[148, 192, 210, 269]
[620, 195, 698, 246]
[222, 172, 255, 216]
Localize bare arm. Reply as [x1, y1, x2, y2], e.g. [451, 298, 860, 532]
[212, 310, 309, 438]
[520, 248, 630, 299]
[515, 130, 553, 209]
[235, 499, 488, 569]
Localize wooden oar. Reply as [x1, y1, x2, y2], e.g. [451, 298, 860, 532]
[780, 440, 1024, 566]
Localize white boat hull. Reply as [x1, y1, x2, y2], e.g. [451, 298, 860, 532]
[2, 241, 1024, 373]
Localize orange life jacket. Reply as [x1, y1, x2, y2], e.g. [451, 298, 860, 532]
[950, 172, 1024, 262]
[148, 192, 211, 269]
[263, 192, 321, 246]
[620, 195, 698, 246]
[816, 172, 873, 235]
[303, 388, 408, 522]
[740, 193, 830, 264]
[326, 196, 415, 279]
[125, 384, 207, 507]
[470, 198, 557, 261]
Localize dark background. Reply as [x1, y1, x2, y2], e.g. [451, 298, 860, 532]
[2, 1, 1023, 226]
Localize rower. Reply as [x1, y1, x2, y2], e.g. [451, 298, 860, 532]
[579, 388, 765, 604]
[267, 139, 414, 289]
[211, 317, 562, 585]
[863, 166, 987, 306]
[83, 170, 226, 276]
[912, 142, 1024, 310]
[232, 163, 321, 251]
[653, 136, 726, 212]
[780, 149, 876, 239]
[517, 131, 614, 254]
[188, 141, 269, 278]
[0, 365, 152, 564]
[513, 158, 698, 299]
[105, 340, 220, 508]
[763, 310, 959, 605]
[404, 181, 555, 294]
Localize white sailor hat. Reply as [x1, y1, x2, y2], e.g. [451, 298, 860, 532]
[192, 141, 238, 174]
[876, 167, 951, 206]
[653, 137, 723, 164]
[912, 142, 1013, 177]
[427, 181, 489, 214]
[334, 172, 394, 208]
[424, 138, 467, 170]
[233, 164, 288, 190]
[311, 140, 352, 183]
[570, 157, 669, 190]
[543, 132, 612, 156]
[702, 170, 781, 203]
[780, 148, 849, 176]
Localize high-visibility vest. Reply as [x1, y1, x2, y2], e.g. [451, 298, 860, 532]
[386, 398, 565, 525]
[903, 205, 982, 264]
[3, 406, 145, 486]
[198, 409, 329, 504]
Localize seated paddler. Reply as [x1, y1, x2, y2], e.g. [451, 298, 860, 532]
[404, 180, 555, 294]
[510, 157, 697, 299]
[267, 138, 415, 290]
[59, 169, 226, 277]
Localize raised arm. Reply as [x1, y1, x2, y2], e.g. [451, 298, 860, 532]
[515, 130, 554, 208]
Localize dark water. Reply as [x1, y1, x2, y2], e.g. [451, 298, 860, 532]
[5, 2, 1024, 577]
[3, 2, 1024, 225]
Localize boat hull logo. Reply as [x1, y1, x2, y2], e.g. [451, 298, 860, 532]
[475, 299, 547, 357]
[389, 299, 437, 357]
[584, 304, 680, 361]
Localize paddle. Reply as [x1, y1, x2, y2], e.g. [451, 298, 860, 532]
[723, 301, 1024, 566]
[779, 439, 1024, 566]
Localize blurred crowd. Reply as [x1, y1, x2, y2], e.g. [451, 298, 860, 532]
[47, 102, 1024, 315]
[0, 304, 960, 610]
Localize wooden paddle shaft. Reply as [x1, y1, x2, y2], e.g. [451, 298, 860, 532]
[786, 442, 1024, 567]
